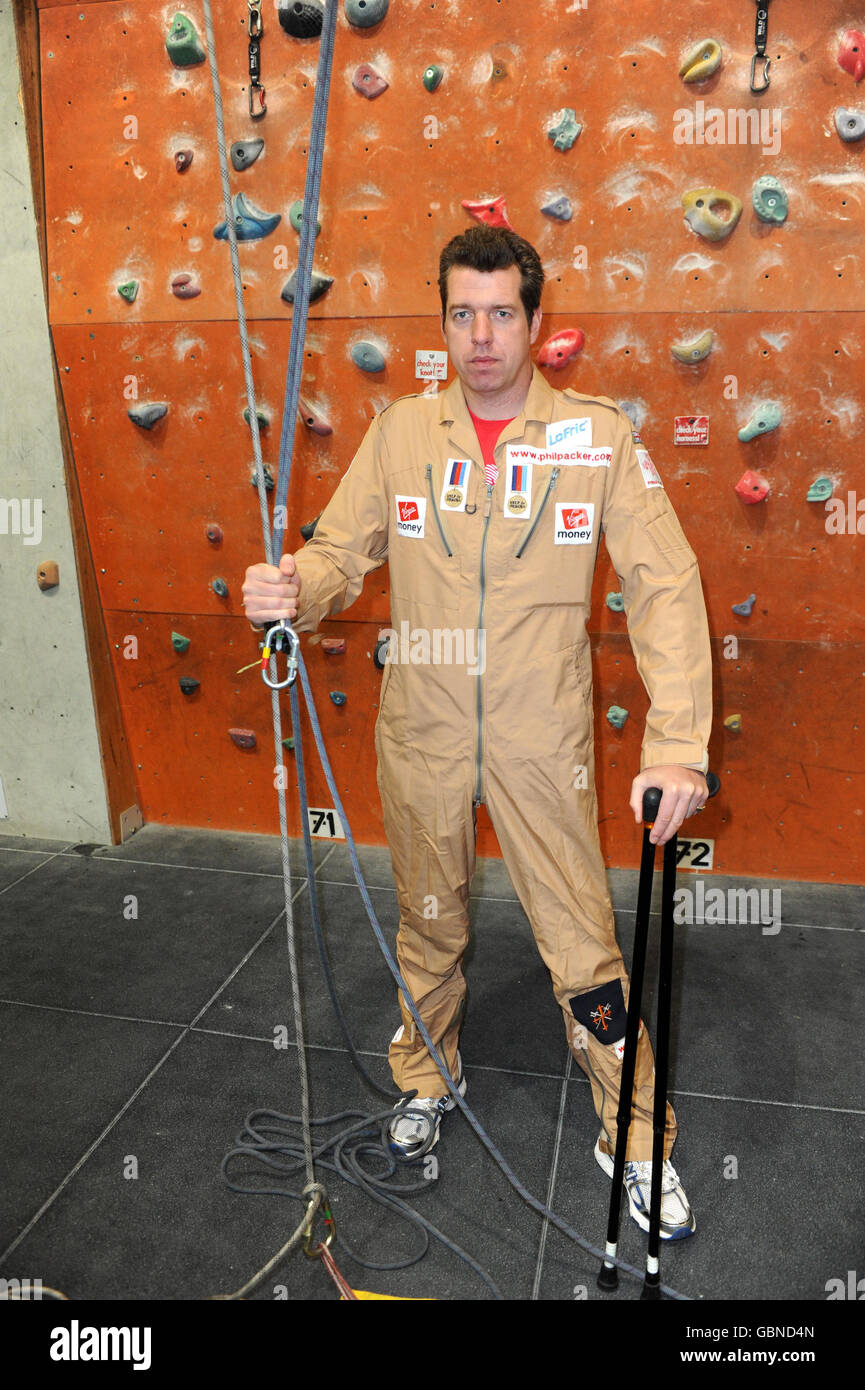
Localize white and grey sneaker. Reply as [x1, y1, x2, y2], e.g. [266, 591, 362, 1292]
[388, 1054, 466, 1159]
[594, 1137, 696, 1240]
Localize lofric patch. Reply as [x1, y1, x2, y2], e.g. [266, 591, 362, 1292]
[568, 979, 627, 1044]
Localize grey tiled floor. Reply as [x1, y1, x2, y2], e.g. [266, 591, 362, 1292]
[0, 826, 862, 1303]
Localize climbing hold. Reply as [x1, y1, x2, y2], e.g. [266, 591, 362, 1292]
[171, 272, 201, 300]
[230, 138, 264, 171]
[277, 0, 325, 37]
[300, 514, 321, 541]
[345, 0, 389, 29]
[731, 594, 756, 616]
[724, 713, 742, 731]
[537, 328, 585, 369]
[171, 631, 191, 652]
[229, 728, 257, 749]
[682, 188, 742, 241]
[606, 706, 628, 729]
[165, 13, 206, 67]
[281, 270, 333, 304]
[117, 281, 139, 303]
[752, 175, 788, 224]
[128, 403, 168, 430]
[353, 64, 389, 99]
[807, 476, 834, 502]
[243, 407, 270, 432]
[179, 677, 200, 695]
[36, 560, 59, 591]
[214, 192, 281, 242]
[838, 30, 865, 83]
[321, 638, 346, 655]
[298, 398, 333, 436]
[835, 108, 865, 142]
[212, 577, 229, 597]
[251, 464, 275, 491]
[671, 330, 715, 364]
[373, 636, 390, 669]
[678, 39, 722, 83]
[738, 401, 782, 441]
[541, 195, 573, 222]
[734, 471, 769, 504]
[282, 736, 295, 750]
[205, 523, 223, 544]
[461, 196, 514, 230]
[174, 149, 194, 173]
[289, 200, 321, 236]
[605, 593, 625, 612]
[351, 341, 386, 373]
[423, 65, 443, 92]
[329, 691, 347, 706]
[548, 109, 582, 152]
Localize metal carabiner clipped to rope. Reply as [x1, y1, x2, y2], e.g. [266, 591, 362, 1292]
[248, 0, 266, 119]
[750, 0, 771, 92]
[260, 621, 300, 689]
[303, 1186, 336, 1259]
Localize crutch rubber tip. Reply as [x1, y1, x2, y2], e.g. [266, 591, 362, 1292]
[640, 1279, 662, 1301]
[597, 1264, 618, 1291]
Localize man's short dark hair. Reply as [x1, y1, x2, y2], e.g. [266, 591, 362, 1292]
[439, 226, 545, 327]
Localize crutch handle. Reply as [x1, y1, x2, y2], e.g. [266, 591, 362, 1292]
[641, 771, 721, 825]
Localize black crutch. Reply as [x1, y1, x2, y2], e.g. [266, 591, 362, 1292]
[597, 773, 720, 1299]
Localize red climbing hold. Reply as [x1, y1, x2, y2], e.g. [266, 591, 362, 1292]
[460, 196, 514, 231]
[205, 523, 223, 544]
[353, 64, 389, 98]
[229, 728, 257, 749]
[298, 398, 333, 437]
[537, 328, 585, 368]
[321, 638, 346, 655]
[734, 469, 770, 504]
[838, 30, 865, 82]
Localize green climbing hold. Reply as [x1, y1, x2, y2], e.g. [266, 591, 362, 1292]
[165, 13, 206, 67]
[737, 401, 782, 441]
[289, 200, 321, 236]
[243, 407, 270, 431]
[117, 280, 139, 303]
[251, 463, 275, 491]
[212, 577, 229, 598]
[282, 737, 295, 750]
[607, 706, 629, 729]
[807, 476, 834, 502]
[179, 677, 200, 695]
[171, 632, 191, 653]
[330, 691, 347, 706]
[548, 109, 581, 152]
[605, 593, 625, 612]
[351, 341, 386, 373]
[752, 175, 788, 224]
[423, 65, 443, 92]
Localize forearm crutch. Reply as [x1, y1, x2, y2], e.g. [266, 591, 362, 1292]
[598, 774, 719, 1299]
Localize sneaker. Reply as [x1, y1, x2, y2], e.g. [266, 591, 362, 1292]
[594, 1137, 696, 1240]
[388, 1054, 466, 1159]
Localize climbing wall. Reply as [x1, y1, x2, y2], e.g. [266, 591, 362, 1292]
[36, 0, 865, 881]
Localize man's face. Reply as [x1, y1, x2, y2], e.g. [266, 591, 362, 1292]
[441, 265, 542, 402]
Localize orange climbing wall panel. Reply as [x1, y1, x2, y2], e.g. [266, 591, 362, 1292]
[37, 0, 865, 881]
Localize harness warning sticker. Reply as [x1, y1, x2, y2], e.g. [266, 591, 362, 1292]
[554, 502, 595, 544]
[546, 417, 593, 449]
[395, 495, 427, 537]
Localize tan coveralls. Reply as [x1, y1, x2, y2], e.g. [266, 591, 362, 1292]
[291, 368, 712, 1160]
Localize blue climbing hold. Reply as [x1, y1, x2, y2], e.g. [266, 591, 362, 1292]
[548, 109, 581, 151]
[731, 593, 756, 616]
[541, 195, 573, 221]
[606, 706, 628, 729]
[351, 341, 386, 372]
[214, 192, 281, 241]
[230, 139, 264, 171]
[330, 690, 347, 706]
[128, 403, 168, 429]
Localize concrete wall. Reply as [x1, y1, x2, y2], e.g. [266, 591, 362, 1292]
[0, 0, 111, 841]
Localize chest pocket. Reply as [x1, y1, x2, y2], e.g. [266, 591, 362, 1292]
[510, 465, 604, 605]
[388, 465, 462, 613]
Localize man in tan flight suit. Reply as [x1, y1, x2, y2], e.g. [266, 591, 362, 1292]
[243, 226, 712, 1239]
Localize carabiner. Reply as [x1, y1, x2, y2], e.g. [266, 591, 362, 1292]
[750, 1, 771, 92]
[303, 1191, 335, 1258]
[260, 621, 300, 689]
[248, 0, 266, 119]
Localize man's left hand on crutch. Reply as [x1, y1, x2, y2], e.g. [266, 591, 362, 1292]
[630, 766, 709, 845]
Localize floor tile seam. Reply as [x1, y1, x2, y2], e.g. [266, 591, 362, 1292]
[531, 1051, 573, 1301]
[0, 850, 75, 897]
[0, 1028, 191, 1267]
[0, 997, 191, 1029]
